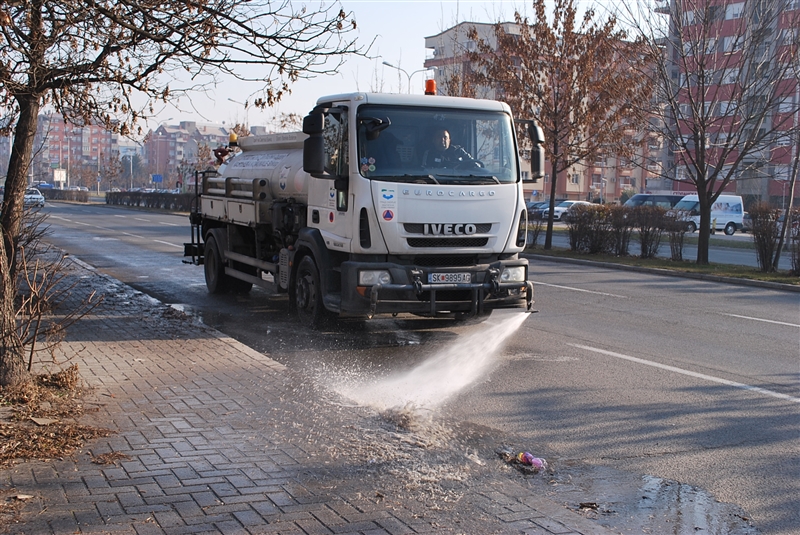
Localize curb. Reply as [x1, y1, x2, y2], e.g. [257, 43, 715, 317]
[523, 252, 800, 293]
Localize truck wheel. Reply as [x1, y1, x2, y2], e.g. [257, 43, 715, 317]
[686, 221, 697, 233]
[294, 255, 326, 328]
[204, 234, 229, 294]
[724, 222, 736, 236]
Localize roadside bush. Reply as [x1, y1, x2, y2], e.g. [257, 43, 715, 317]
[632, 206, 666, 259]
[41, 189, 90, 203]
[106, 191, 194, 211]
[526, 217, 544, 249]
[607, 205, 633, 256]
[664, 213, 688, 261]
[566, 204, 613, 254]
[749, 203, 780, 272]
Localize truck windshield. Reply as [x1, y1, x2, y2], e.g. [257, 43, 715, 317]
[356, 105, 518, 184]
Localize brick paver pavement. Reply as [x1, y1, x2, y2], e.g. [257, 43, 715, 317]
[1, 259, 615, 535]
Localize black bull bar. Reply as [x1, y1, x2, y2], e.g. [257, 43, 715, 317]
[367, 268, 533, 318]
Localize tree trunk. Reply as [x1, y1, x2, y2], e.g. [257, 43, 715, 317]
[544, 146, 560, 250]
[696, 213, 710, 264]
[0, 94, 41, 387]
[0, 233, 26, 387]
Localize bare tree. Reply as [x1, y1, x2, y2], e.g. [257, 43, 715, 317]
[101, 153, 124, 192]
[466, 0, 654, 249]
[621, 0, 800, 264]
[0, 0, 364, 386]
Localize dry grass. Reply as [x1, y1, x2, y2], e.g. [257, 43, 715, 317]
[0, 365, 111, 468]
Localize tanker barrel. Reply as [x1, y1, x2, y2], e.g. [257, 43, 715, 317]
[205, 177, 226, 195]
[229, 190, 256, 199]
[227, 190, 268, 200]
[252, 178, 269, 202]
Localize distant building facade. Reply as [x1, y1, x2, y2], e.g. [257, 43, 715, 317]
[143, 121, 230, 188]
[31, 114, 118, 187]
[661, 0, 799, 208]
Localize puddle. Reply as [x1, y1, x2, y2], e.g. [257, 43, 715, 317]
[530, 462, 757, 535]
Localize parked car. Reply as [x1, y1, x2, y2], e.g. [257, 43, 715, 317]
[526, 201, 549, 220]
[741, 212, 752, 232]
[672, 194, 744, 235]
[623, 194, 684, 209]
[740, 211, 798, 237]
[23, 188, 45, 208]
[542, 200, 592, 221]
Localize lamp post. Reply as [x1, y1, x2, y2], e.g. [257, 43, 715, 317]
[382, 61, 431, 94]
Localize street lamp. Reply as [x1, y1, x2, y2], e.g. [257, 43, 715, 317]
[382, 61, 431, 94]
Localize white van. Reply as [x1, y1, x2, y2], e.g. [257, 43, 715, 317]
[673, 194, 744, 235]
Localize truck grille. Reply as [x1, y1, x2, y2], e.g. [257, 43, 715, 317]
[403, 223, 492, 234]
[407, 237, 489, 248]
[413, 255, 477, 267]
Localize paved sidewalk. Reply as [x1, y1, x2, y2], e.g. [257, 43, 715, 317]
[1, 259, 615, 535]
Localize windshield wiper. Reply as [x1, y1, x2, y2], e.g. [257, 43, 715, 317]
[369, 174, 439, 184]
[435, 174, 501, 185]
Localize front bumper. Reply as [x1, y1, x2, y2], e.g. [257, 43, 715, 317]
[339, 259, 533, 318]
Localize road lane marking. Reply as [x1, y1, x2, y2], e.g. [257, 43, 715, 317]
[531, 281, 627, 299]
[720, 313, 800, 328]
[153, 240, 182, 249]
[134, 217, 150, 222]
[74, 221, 92, 226]
[162, 222, 180, 226]
[121, 232, 145, 239]
[571, 344, 800, 404]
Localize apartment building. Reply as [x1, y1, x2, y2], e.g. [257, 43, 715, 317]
[143, 121, 230, 187]
[31, 114, 118, 187]
[656, 0, 799, 207]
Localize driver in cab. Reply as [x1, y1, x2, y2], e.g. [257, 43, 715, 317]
[421, 128, 478, 168]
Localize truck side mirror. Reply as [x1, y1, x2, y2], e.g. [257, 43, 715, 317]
[302, 107, 348, 179]
[303, 112, 326, 175]
[303, 137, 325, 175]
[516, 119, 545, 183]
[303, 112, 324, 135]
[527, 122, 545, 182]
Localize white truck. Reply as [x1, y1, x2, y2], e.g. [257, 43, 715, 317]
[184, 91, 544, 327]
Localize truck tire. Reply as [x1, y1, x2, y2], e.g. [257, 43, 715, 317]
[293, 255, 327, 328]
[686, 221, 697, 233]
[724, 222, 736, 236]
[204, 234, 230, 294]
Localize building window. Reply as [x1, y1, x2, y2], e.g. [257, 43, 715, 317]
[571, 173, 580, 184]
[725, 2, 744, 19]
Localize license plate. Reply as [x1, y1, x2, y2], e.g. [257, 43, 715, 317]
[428, 272, 472, 284]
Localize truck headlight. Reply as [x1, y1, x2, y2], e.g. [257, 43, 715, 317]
[358, 270, 392, 286]
[500, 266, 526, 283]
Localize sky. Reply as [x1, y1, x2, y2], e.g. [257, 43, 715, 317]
[148, 1, 532, 132]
